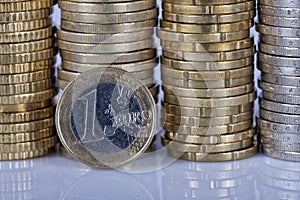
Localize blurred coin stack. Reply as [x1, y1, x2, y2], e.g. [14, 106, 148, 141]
[0, 0, 57, 160]
[0, 160, 61, 199]
[259, 157, 300, 199]
[257, 0, 300, 161]
[158, 0, 257, 161]
[163, 161, 256, 199]
[57, 0, 159, 154]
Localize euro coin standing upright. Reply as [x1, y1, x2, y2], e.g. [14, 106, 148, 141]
[0, 0, 57, 160]
[257, 0, 300, 161]
[158, 0, 257, 161]
[57, 0, 159, 156]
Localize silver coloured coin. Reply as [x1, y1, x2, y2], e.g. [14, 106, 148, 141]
[258, 5, 300, 18]
[259, 80, 300, 95]
[56, 68, 157, 168]
[257, 118, 300, 133]
[260, 98, 300, 114]
[258, 63, 300, 76]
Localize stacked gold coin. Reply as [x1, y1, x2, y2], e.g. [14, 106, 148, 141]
[257, 0, 300, 161]
[0, 0, 57, 160]
[158, 0, 257, 161]
[57, 0, 159, 97]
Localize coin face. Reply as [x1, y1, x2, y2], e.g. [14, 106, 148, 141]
[56, 68, 157, 168]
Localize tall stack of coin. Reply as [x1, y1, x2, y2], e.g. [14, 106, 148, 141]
[158, 0, 257, 161]
[0, 0, 57, 160]
[57, 0, 158, 98]
[57, 0, 159, 155]
[257, 0, 300, 161]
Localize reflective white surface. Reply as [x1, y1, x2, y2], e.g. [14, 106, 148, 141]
[1, 153, 300, 199]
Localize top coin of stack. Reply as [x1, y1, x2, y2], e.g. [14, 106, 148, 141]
[158, 0, 257, 161]
[257, 0, 300, 161]
[0, 0, 57, 160]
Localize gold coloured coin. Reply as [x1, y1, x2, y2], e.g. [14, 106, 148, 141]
[163, 10, 255, 24]
[163, 0, 249, 5]
[162, 47, 255, 62]
[58, 38, 154, 53]
[0, 48, 56, 64]
[0, 147, 55, 161]
[164, 102, 253, 117]
[57, 29, 154, 44]
[0, 0, 55, 13]
[161, 56, 254, 71]
[0, 136, 57, 153]
[162, 136, 253, 153]
[162, 75, 254, 89]
[58, 0, 156, 13]
[0, 127, 55, 144]
[165, 111, 253, 126]
[0, 100, 53, 113]
[0, 88, 56, 104]
[60, 48, 156, 64]
[0, 26, 55, 44]
[167, 145, 257, 162]
[160, 37, 254, 52]
[61, 7, 158, 24]
[157, 29, 250, 43]
[166, 128, 256, 144]
[62, 57, 158, 73]
[58, 77, 155, 90]
[58, 68, 153, 82]
[0, 8, 51, 22]
[0, 18, 51, 33]
[162, 1, 255, 15]
[161, 19, 254, 33]
[61, 19, 157, 34]
[0, 68, 54, 84]
[0, 78, 53, 96]
[163, 82, 254, 98]
[164, 120, 253, 135]
[0, 106, 54, 123]
[162, 65, 254, 80]
[0, 117, 54, 133]
[0, 38, 54, 54]
[0, 59, 54, 74]
[164, 91, 256, 107]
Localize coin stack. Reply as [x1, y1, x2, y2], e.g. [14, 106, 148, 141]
[257, 0, 300, 161]
[0, 0, 57, 160]
[158, 0, 257, 161]
[57, 0, 159, 155]
[57, 0, 159, 98]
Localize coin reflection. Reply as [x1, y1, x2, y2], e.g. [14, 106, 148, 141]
[258, 156, 300, 199]
[63, 172, 153, 200]
[0, 156, 91, 200]
[162, 158, 257, 199]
